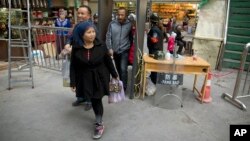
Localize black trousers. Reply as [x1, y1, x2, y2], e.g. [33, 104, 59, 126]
[56, 35, 67, 55]
[177, 40, 186, 54]
[150, 72, 157, 85]
[91, 98, 103, 118]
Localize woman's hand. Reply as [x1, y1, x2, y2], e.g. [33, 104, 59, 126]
[70, 87, 76, 92]
[64, 44, 72, 53]
[108, 49, 114, 56]
[114, 76, 119, 81]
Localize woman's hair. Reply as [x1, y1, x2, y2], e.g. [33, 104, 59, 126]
[128, 13, 136, 22]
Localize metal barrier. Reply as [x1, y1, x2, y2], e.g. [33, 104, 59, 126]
[31, 25, 72, 71]
[222, 42, 250, 110]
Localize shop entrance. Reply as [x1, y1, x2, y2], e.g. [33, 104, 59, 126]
[148, 1, 199, 56]
[150, 2, 199, 35]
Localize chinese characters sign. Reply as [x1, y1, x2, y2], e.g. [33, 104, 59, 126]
[157, 73, 183, 85]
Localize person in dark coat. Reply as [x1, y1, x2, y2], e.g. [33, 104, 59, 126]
[65, 5, 94, 108]
[70, 21, 118, 139]
[176, 25, 186, 55]
[55, 8, 71, 58]
[147, 13, 164, 84]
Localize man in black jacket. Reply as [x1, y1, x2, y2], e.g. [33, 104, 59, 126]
[147, 13, 164, 84]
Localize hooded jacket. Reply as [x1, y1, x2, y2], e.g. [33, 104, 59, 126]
[106, 19, 132, 54]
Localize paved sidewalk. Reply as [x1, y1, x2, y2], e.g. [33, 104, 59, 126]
[0, 67, 250, 141]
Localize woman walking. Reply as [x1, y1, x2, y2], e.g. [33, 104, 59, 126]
[70, 21, 118, 139]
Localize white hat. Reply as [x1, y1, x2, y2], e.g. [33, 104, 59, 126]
[128, 13, 136, 22]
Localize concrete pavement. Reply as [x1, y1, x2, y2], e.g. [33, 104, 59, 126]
[0, 67, 250, 141]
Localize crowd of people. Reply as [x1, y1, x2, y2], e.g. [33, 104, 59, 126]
[56, 5, 188, 140]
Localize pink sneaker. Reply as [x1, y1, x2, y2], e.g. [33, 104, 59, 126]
[93, 122, 104, 139]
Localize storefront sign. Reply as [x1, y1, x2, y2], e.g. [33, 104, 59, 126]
[115, 2, 128, 8]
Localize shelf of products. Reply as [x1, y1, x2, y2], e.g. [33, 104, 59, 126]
[151, 3, 197, 21]
[0, 8, 27, 39]
[113, 1, 136, 16]
[0, 0, 75, 26]
[0, 8, 8, 38]
[31, 7, 75, 26]
[0, 0, 48, 9]
[0, 0, 48, 38]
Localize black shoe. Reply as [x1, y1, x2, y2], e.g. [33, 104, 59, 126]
[72, 99, 85, 106]
[84, 102, 92, 111]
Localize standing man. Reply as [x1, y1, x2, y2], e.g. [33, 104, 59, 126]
[64, 5, 98, 52]
[64, 5, 93, 52]
[147, 13, 164, 84]
[64, 5, 93, 108]
[106, 7, 132, 91]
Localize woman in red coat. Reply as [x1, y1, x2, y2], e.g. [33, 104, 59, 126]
[70, 21, 118, 139]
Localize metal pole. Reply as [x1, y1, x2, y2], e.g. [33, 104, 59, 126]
[232, 43, 250, 99]
[98, 0, 113, 41]
[129, 0, 148, 99]
[218, 0, 230, 70]
[222, 43, 250, 110]
[8, 0, 12, 90]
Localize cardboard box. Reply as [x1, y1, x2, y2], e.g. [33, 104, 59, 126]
[38, 42, 56, 58]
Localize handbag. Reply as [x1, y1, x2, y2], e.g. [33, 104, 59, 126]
[108, 79, 126, 103]
[108, 57, 126, 103]
[109, 78, 122, 93]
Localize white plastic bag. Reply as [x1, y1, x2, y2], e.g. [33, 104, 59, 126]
[32, 50, 45, 65]
[62, 56, 70, 87]
[145, 77, 156, 96]
[108, 79, 126, 104]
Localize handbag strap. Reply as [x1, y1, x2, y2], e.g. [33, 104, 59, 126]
[111, 56, 119, 78]
[110, 56, 120, 85]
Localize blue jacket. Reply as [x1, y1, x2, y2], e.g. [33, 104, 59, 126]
[55, 18, 71, 36]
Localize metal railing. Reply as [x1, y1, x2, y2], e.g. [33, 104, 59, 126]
[31, 25, 72, 71]
[222, 42, 250, 110]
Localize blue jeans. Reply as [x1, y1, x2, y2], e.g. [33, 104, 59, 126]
[114, 50, 129, 90]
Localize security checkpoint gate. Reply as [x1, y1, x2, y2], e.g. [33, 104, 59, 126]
[222, 43, 250, 110]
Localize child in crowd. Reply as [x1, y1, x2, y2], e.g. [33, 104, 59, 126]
[55, 8, 71, 58]
[167, 32, 177, 54]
